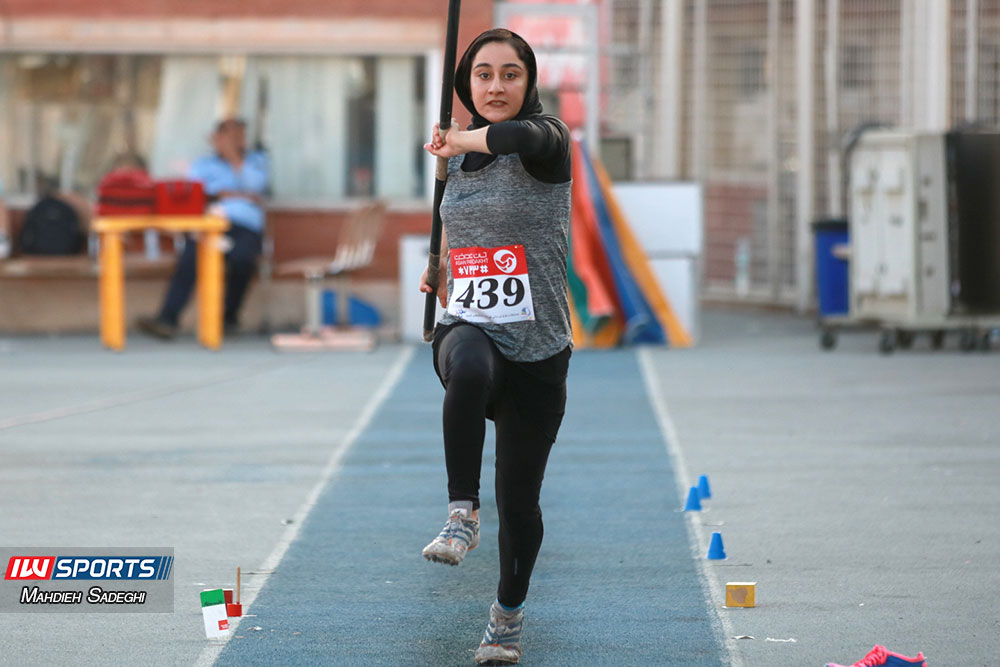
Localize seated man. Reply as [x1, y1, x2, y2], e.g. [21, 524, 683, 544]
[138, 118, 269, 339]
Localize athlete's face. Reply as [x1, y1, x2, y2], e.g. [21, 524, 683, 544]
[469, 41, 528, 124]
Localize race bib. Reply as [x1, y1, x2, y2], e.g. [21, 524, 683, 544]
[447, 245, 535, 324]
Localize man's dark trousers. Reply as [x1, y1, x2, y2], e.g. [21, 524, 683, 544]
[158, 224, 262, 327]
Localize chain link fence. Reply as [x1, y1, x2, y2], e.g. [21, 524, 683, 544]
[952, 0, 1000, 126]
[584, 0, 1000, 308]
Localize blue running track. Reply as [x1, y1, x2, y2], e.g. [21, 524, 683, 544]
[216, 348, 727, 666]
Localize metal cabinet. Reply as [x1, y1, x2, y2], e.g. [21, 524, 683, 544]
[844, 129, 1000, 353]
[849, 131, 948, 323]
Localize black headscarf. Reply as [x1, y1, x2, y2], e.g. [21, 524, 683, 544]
[454, 28, 544, 130]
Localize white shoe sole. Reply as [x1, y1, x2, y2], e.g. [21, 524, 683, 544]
[475, 644, 521, 665]
[421, 539, 476, 566]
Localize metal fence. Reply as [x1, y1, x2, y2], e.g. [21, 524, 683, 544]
[952, 0, 1000, 125]
[589, 0, 1000, 309]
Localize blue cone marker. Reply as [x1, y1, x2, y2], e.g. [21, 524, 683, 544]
[683, 486, 702, 511]
[697, 474, 712, 500]
[707, 532, 727, 560]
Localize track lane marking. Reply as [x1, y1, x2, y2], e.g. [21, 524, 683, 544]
[638, 347, 746, 667]
[193, 344, 415, 667]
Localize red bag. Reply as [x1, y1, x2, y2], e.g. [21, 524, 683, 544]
[96, 169, 156, 216]
[155, 180, 205, 215]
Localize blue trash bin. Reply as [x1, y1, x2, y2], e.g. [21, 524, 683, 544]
[812, 219, 849, 317]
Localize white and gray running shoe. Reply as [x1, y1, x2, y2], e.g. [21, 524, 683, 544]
[421, 509, 480, 566]
[474, 600, 524, 665]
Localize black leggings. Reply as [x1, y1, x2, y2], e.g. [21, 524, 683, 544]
[434, 324, 569, 607]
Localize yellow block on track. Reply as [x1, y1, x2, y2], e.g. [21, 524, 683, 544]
[725, 582, 756, 608]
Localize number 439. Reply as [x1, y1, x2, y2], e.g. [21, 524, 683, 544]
[455, 277, 525, 309]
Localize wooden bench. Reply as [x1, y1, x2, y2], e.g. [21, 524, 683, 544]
[0, 208, 176, 281]
[0, 253, 177, 336]
[0, 255, 175, 280]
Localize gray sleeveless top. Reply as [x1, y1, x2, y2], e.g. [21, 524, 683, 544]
[438, 153, 572, 362]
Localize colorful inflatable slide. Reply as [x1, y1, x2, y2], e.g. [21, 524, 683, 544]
[568, 142, 693, 348]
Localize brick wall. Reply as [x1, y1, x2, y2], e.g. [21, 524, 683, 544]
[7, 0, 490, 21]
[5, 0, 493, 50]
[4, 3, 494, 102]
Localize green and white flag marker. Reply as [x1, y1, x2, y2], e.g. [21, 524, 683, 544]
[201, 588, 230, 639]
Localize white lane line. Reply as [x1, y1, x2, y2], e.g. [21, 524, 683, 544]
[638, 347, 746, 667]
[193, 344, 416, 667]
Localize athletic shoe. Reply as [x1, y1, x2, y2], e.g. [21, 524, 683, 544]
[474, 600, 523, 665]
[136, 316, 177, 340]
[827, 644, 927, 667]
[421, 509, 479, 566]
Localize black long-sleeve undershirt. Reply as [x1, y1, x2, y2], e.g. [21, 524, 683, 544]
[460, 115, 572, 185]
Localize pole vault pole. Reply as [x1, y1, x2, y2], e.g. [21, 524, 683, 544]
[423, 0, 462, 342]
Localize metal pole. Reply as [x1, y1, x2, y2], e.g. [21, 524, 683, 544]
[767, 0, 781, 300]
[900, 0, 914, 128]
[691, 0, 707, 181]
[637, 0, 654, 179]
[796, 0, 816, 312]
[824, 0, 841, 217]
[924, 0, 950, 130]
[658, 0, 683, 179]
[966, 0, 979, 122]
[585, 4, 600, 157]
[424, 49, 441, 203]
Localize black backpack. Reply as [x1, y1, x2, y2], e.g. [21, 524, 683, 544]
[20, 196, 84, 255]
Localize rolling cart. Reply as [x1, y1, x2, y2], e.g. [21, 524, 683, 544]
[825, 128, 1000, 354]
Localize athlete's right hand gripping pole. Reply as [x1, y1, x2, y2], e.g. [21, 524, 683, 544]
[423, 0, 461, 342]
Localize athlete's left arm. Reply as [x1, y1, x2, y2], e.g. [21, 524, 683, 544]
[486, 117, 563, 156]
[424, 117, 565, 159]
[423, 117, 572, 183]
[487, 117, 572, 184]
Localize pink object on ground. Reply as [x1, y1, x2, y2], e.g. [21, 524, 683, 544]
[826, 644, 927, 667]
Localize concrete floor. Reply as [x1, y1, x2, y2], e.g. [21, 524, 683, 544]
[641, 309, 1000, 666]
[0, 308, 996, 666]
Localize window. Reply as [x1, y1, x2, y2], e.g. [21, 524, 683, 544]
[0, 53, 427, 204]
[0, 54, 162, 199]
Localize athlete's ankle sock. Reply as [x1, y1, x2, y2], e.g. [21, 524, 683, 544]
[448, 500, 474, 517]
[497, 599, 524, 613]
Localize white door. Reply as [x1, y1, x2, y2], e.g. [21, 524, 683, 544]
[850, 147, 881, 296]
[877, 147, 914, 297]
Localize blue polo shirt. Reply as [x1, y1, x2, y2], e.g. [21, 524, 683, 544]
[187, 151, 269, 233]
